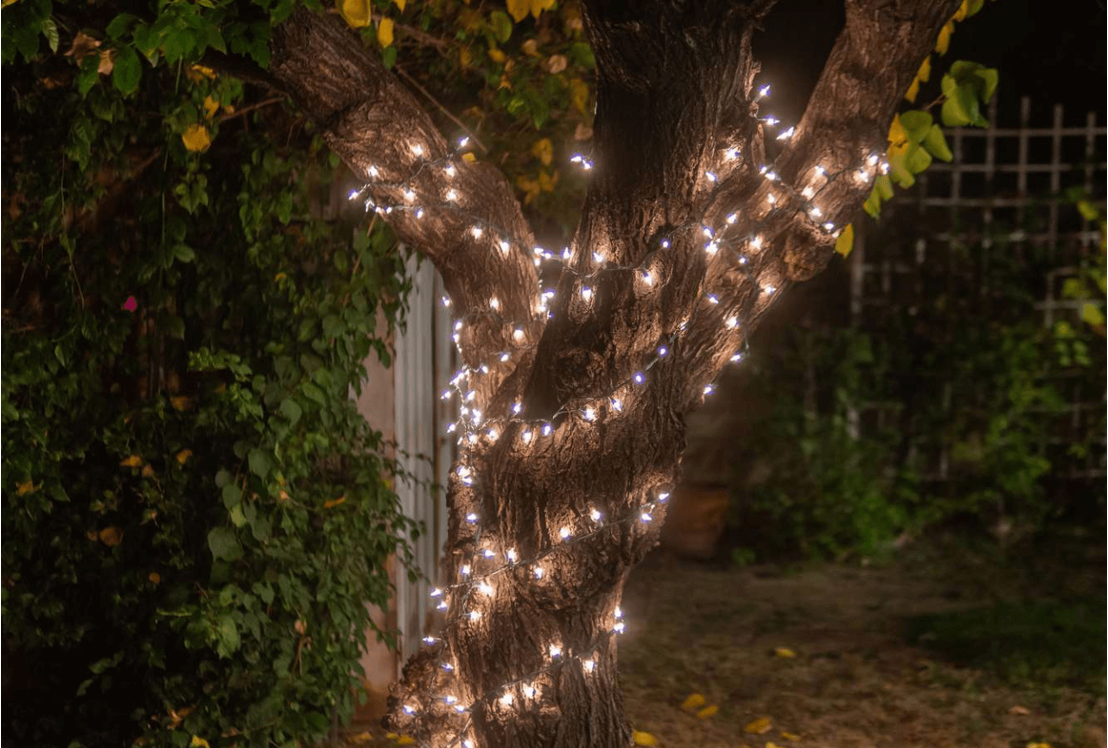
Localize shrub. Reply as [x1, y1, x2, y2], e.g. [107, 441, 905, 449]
[1, 9, 415, 745]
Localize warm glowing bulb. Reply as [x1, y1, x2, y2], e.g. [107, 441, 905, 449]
[583, 659, 597, 673]
[490, 297, 500, 310]
[478, 581, 494, 596]
[581, 286, 593, 302]
[446, 189, 458, 201]
[368, 165, 380, 178]
[506, 548, 518, 562]
[559, 527, 572, 540]
[470, 225, 484, 239]
[445, 164, 456, 177]
[584, 407, 596, 421]
[411, 143, 424, 157]
[641, 511, 653, 522]
[522, 430, 533, 444]
[705, 170, 718, 182]
[499, 693, 514, 707]
[403, 188, 415, 202]
[725, 316, 738, 329]
[498, 239, 510, 254]
[534, 566, 545, 579]
[591, 508, 603, 522]
[466, 513, 478, 523]
[513, 327, 525, 342]
[750, 235, 764, 250]
[549, 644, 562, 657]
[468, 611, 482, 621]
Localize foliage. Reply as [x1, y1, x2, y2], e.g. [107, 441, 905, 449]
[1, 2, 421, 746]
[838, 0, 998, 254]
[728, 201, 1105, 561]
[909, 596, 1107, 693]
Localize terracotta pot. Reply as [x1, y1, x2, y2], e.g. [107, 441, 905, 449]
[659, 483, 732, 559]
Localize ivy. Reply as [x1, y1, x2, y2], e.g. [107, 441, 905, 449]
[2, 2, 417, 745]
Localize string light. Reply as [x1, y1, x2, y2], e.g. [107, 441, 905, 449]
[354, 82, 886, 745]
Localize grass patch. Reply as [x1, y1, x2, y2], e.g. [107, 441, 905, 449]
[908, 596, 1106, 694]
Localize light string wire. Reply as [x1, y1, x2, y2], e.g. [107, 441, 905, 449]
[350, 84, 886, 748]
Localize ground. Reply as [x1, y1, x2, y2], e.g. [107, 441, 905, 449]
[342, 530, 1105, 748]
[618, 531, 1106, 748]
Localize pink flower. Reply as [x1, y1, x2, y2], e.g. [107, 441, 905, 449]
[122, 296, 137, 312]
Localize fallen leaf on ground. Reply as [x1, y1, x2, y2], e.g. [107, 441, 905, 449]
[781, 732, 801, 741]
[774, 647, 797, 658]
[349, 732, 373, 744]
[680, 693, 706, 711]
[1027, 743, 1052, 748]
[397, 738, 415, 746]
[1010, 705, 1031, 715]
[744, 717, 772, 734]
[696, 705, 718, 719]
[632, 730, 657, 746]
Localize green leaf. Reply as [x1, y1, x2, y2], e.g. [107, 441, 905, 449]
[106, 13, 139, 40]
[490, 11, 512, 43]
[922, 124, 953, 162]
[215, 616, 241, 657]
[279, 398, 302, 426]
[899, 110, 933, 142]
[974, 68, 998, 103]
[1081, 302, 1104, 327]
[112, 45, 142, 96]
[887, 153, 915, 189]
[301, 382, 326, 405]
[905, 142, 933, 174]
[382, 45, 397, 69]
[208, 527, 243, 562]
[939, 74, 971, 126]
[41, 17, 59, 54]
[173, 244, 196, 263]
[222, 483, 242, 510]
[875, 173, 894, 200]
[863, 189, 882, 218]
[247, 448, 272, 480]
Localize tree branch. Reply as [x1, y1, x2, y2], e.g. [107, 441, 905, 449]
[268, 8, 542, 388]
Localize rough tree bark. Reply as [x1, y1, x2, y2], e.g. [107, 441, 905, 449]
[266, 1, 959, 745]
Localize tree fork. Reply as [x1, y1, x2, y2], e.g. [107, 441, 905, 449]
[266, 1, 960, 746]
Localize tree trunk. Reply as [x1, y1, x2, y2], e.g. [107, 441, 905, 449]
[265, 0, 959, 745]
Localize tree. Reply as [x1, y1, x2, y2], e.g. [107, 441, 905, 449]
[261, 2, 972, 746]
[2, 0, 989, 746]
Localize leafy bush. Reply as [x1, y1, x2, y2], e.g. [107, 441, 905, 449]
[728, 211, 1104, 561]
[1, 5, 416, 746]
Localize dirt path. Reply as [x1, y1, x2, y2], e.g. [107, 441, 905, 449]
[618, 546, 1105, 748]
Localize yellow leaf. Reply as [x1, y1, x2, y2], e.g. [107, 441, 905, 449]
[323, 497, 347, 509]
[393, 0, 406, 10]
[570, 78, 589, 115]
[142, 464, 155, 477]
[781, 733, 802, 741]
[149, 572, 161, 584]
[350, 732, 374, 744]
[461, 152, 477, 163]
[696, 705, 719, 719]
[521, 39, 540, 57]
[516, 175, 540, 205]
[744, 717, 772, 734]
[887, 113, 907, 147]
[935, 20, 954, 55]
[181, 124, 211, 153]
[385, 734, 399, 740]
[904, 76, 921, 104]
[202, 95, 219, 119]
[274, 272, 287, 282]
[459, 47, 472, 67]
[767, 743, 783, 748]
[99, 526, 123, 546]
[170, 396, 193, 411]
[774, 647, 797, 658]
[190, 64, 216, 80]
[175, 449, 193, 465]
[340, 0, 372, 29]
[835, 224, 855, 257]
[953, 0, 969, 21]
[397, 738, 416, 746]
[680, 693, 706, 711]
[488, 48, 506, 63]
[529, 0, 554, 19]
[506, 0, 529, 22]
[532, 137, 553, 166]
[377, 17, 394, 47]
[120, 455, 144, 468]
[631, 731, 657, 746]
[1027, 744, 1052, 748]
[917, 54, 932, 83]
[190, 738, 210, 748]
[16, 481, 36, 495]
[537, 169, 558, 192]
